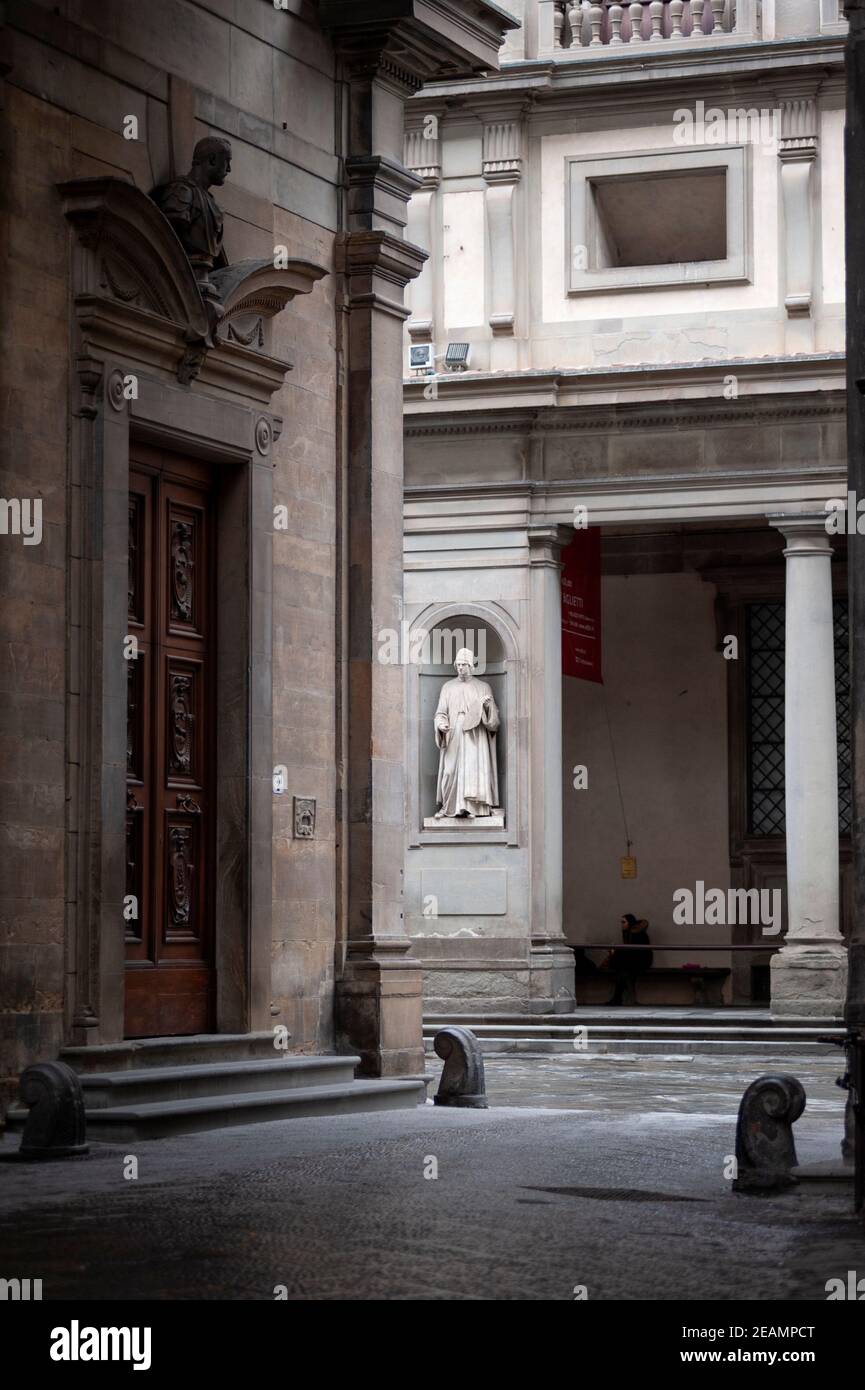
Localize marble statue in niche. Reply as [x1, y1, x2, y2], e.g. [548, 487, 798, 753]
[434, 648, 500, 819]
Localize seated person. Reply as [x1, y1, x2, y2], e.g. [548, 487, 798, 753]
[601, 914, 653, 1005]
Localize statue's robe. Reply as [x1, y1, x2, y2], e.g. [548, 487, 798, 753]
[154, 177, 227, 273]
[434, 676, 500, 818]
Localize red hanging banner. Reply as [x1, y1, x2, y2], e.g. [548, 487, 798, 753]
[561, 528, 602, 683]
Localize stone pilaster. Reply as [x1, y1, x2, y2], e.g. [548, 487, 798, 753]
[527, 525, 576, 1014]
[333, 42, 427, 1076]
[768, 514, 847, 1018]
[320, 0, 518, 1074]
[404, 110, 443, 344]
[778, 88, 820, 351]
[480, 104, 525, 370]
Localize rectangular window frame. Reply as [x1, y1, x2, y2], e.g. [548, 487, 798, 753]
[566, 144, 752, 296]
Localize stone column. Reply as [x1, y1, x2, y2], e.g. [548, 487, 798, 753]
[527, 525, 576, 1013]
[404, 115, 442, 345]
[778, 90, 819, 353]
[768, 514, 846, 1018]
[481, 105, 524, 372]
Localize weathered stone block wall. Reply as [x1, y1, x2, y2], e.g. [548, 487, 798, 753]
[0, 81, 71, 1116]
[0, 0, 341, 1109]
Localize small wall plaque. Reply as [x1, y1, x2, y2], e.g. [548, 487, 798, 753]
[620, 856, 637, 879]
[294, 796, 316, 839]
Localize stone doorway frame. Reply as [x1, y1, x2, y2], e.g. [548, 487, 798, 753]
[59, 177, 326, 1046]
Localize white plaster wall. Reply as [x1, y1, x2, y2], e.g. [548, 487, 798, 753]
[563, 572, 732, 963]
[821, 105, 846, 308]
[443, 189, 486, 329]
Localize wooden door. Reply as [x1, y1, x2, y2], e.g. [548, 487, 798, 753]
[126, 448, 216, 1037]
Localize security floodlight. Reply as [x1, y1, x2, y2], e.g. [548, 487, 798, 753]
[444, 342, 471, 371]
[408, 343, 435, 373]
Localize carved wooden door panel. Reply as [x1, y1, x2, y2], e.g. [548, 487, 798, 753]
[126, 448, 215, 1037]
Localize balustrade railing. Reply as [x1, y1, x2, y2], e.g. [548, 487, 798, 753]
[545, 0, 739, 51]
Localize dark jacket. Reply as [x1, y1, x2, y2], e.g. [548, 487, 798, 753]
[610, 926, 653, 975]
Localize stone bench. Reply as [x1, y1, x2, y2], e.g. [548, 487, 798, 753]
[574, 966, 732, 1008]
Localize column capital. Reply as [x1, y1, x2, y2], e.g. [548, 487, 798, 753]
[477, 100, 530, 185]
[778, 89, 820, 162]
[527, 523, 575, 565]
[404, 115, 443, 188]
[768, 511, 834, 554]
[337, 229, 427, 319]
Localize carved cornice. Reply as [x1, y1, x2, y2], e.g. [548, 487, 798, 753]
[345, 153, 422, 204]
[404, 463, 847, 504]
[405, 397, 845, 439]
[405, 356, 846, 413]
[418, 37, 845, 108]
[316, 1, 518, 82]
[337, 229, 427, 318]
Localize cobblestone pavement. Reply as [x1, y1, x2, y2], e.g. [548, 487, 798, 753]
[0, 1053, 862, 1301]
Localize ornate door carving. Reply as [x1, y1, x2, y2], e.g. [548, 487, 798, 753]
[126, 449, 215, 1037]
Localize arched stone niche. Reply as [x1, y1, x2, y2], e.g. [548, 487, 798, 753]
[407, 606, 520, 847]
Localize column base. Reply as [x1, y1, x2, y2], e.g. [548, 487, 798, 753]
[770, 941, 847, 1018]
[528, 942, 576, 1014]
[336, 957, 425, 1077]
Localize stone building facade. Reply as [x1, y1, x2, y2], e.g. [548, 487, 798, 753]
[0, 0, 515, 1119]
[402, 0, 851, 1019]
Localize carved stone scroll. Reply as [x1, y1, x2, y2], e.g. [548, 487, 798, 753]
[733, 1073, 806, 1191]
[13, 1062, 89, 1160]
[433, 1025, 489, 1108]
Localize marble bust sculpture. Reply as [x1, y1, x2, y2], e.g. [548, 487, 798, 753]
[434, 648, 500, 819]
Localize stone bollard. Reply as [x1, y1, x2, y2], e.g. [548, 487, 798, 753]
[733, 1073, 805, 1192]
[433, 1026, 488, 1109]
[11, 1061, 89, 1160]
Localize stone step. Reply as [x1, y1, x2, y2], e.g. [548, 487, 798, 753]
[60, 1032, 280, 1073]
[72, 1056, 360, 1109]
[424, 1023, 844, 1041]
[423, 1036, 842, 1057]
[424, 1010, 843, 1031]
[6, 1079, 427, 1143]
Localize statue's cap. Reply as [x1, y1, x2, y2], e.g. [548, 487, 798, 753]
[454, 648, 475, 668]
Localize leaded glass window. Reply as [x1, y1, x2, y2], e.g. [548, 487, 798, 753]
[746, 600, 851, 837]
